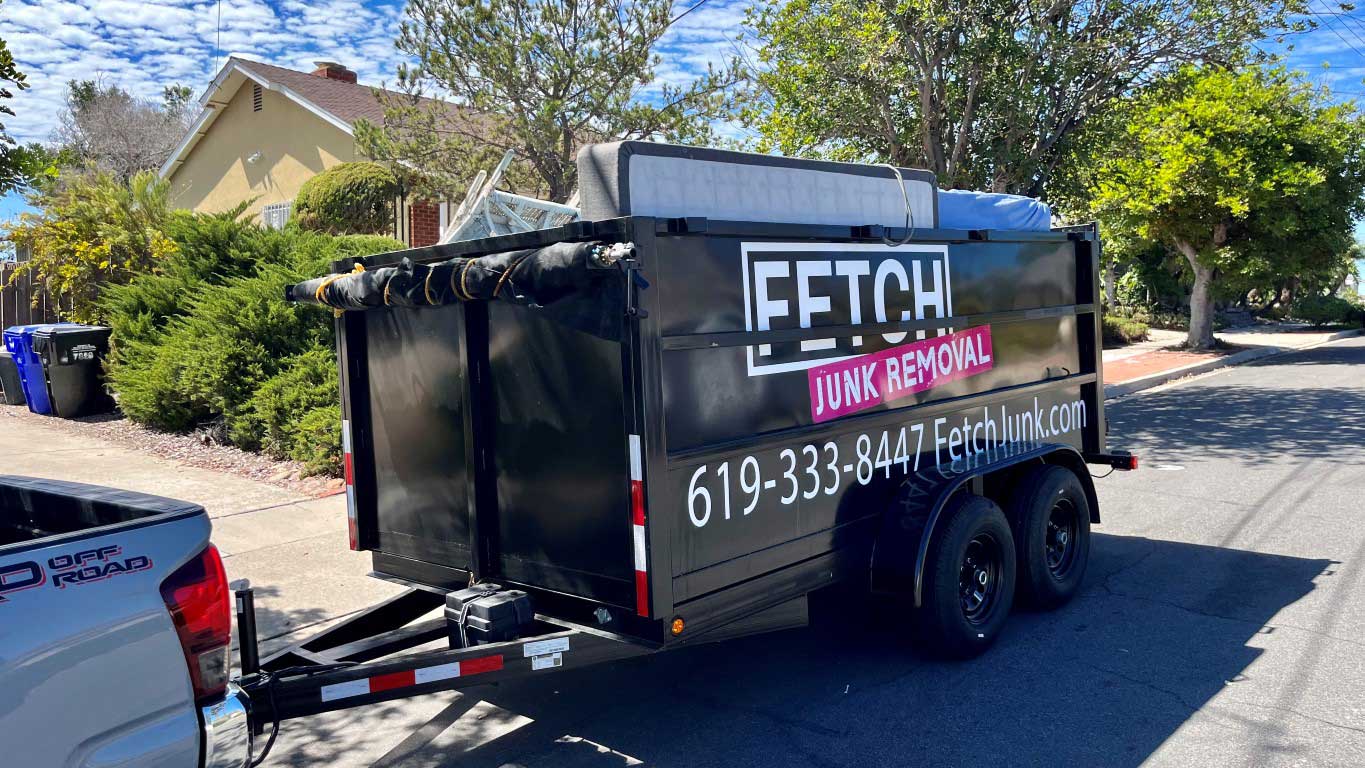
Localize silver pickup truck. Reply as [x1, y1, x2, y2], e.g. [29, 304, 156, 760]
[0, 475, 250, 768]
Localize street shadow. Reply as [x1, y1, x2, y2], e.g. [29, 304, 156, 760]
[265, 533, 1330, 768]
[1107, 341, 1365, 465]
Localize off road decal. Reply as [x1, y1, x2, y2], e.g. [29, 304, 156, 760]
[0, 544, 152, 603]
[808, 326, 993, 422]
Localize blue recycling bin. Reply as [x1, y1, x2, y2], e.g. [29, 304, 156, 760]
[2, 323, 76, 415]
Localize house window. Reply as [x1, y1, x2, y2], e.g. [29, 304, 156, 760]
[252, 83, 263, 112]
[261, 201, 291, 230]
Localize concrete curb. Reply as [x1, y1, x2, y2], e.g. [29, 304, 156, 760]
[1103, 327, 1362, 401]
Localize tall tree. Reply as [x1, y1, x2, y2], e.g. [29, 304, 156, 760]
[356, 0, 744, 202]
[54, 80, 195, 182]
[0, 2, 35, 194]
[1090, 66, 1365, 349]
[744, 0, 1305, 196]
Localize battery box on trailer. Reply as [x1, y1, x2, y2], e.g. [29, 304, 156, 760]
[444, 584, 534, 647]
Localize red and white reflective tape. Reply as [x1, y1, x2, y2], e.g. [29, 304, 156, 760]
[629, 434, 648, 617]
[342, 419, 358, 551]
[319, 655, 504, 703]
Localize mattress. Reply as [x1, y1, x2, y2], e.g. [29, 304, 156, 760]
[577, 142, 938, 229]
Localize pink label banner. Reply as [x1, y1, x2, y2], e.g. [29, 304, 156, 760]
[807, 326, 994, 423]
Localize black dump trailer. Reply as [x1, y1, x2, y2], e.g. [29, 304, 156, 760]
[235, 143, 1134, 754]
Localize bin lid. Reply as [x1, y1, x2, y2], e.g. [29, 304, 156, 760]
[4, 322, 79, 341]
[33, 325, 110, 357]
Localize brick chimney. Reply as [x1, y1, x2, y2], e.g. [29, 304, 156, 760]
[311, 61, 357, 84]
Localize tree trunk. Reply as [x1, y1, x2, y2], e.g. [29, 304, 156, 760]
[1103, 262, 1116, 307]
[1175, 238, 1216, 349]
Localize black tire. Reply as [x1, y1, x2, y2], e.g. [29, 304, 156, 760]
[914, 493, 1016, 659]
[1008, 464, 1091, 610]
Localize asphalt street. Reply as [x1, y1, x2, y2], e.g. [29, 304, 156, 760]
[270, 335, 1365, 768]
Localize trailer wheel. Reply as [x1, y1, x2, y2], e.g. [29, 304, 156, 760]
[1008, 465, 1091, 610]
[915, 493, 1016, 658]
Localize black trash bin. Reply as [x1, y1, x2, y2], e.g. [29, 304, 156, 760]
[0, 351, 24, 406]
[32, 325, 115, 418]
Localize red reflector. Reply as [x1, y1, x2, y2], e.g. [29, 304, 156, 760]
[461, 655, 504, 675]
[160, 545, 231, 704]
[344, 452, 354, 486]
[369, 670, 416, 693]
[1128, 455, 1140, 470]
[630, 479, 645, 526]
[635, 570, 649, 616]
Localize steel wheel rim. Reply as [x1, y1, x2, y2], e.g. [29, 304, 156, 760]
[1045, 497, 1079, 580]
[959, 532, 1002, 624]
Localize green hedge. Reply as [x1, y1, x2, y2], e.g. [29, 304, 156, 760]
[1102, 314, 1150, 346]
[1290, 294, 1364, 327]
[103, 213, 401, 476]
[293, 162, 399, 235]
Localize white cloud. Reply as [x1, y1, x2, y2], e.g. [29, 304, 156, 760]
[2, 0, 414, 143]
[5, 0, 1359, 150]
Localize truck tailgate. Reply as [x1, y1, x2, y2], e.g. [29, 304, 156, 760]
[0, 476, 212, 768]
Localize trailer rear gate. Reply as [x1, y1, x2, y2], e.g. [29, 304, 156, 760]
[336, 217, 1102, 645]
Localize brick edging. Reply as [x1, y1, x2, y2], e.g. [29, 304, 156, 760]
[1103, 328, 1362, 401]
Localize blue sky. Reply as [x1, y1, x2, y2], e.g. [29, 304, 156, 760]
[1, 0, 1363, 244]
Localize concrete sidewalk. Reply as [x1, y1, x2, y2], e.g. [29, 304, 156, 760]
[1102, 323, 1361, 398]
[0, 405, 400, 653]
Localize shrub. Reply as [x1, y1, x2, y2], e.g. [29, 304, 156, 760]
[292, 162, 398, 235]
[229, 346, 337, 461]
[108, 263, 332, 430]
[1290, 294, 1364, 327]
[103, 216, 401, 475]
[1102, 314, 1150, 346]
[293, 405, 343, 476]
[4, 171, 176, 323]
[100, 206, 267, 349]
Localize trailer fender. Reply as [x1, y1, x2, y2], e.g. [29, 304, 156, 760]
[869, 443, 1096, 607]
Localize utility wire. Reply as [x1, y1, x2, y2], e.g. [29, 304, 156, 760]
[1308, 1, 1365, 50]
[670, 0, 713, 27]
[1302, 2, 1365, 62]
[216, 0, 223, 71]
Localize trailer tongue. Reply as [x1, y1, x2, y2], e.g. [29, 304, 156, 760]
[239, 141, 1134, 764]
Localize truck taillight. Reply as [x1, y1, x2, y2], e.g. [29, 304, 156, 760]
[160, 545, 231, 704]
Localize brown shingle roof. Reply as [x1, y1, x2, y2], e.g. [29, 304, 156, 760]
[230, 57, 456, 128]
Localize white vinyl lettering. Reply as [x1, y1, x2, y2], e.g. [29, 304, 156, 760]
[912, 260, 946, 336]
[874, 260, 911, 344]
[753, 260, 790, 357]
[835, 260, 871, 346]
[796, 260, 836, 351]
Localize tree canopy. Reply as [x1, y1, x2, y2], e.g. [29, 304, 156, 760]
[54, 79, 195, 182]
[1089, 65, 1365, 348]
[0, 4, 37, 195]
[356, 0, 744, 202]
[744, 0, 1306, 196]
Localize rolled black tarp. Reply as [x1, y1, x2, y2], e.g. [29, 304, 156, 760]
[287, 240, 632, 340]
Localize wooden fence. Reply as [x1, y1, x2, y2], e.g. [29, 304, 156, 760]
[0, 262, 65, 328]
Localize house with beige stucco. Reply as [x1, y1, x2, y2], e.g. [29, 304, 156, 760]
[159, 57, 453, 247]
